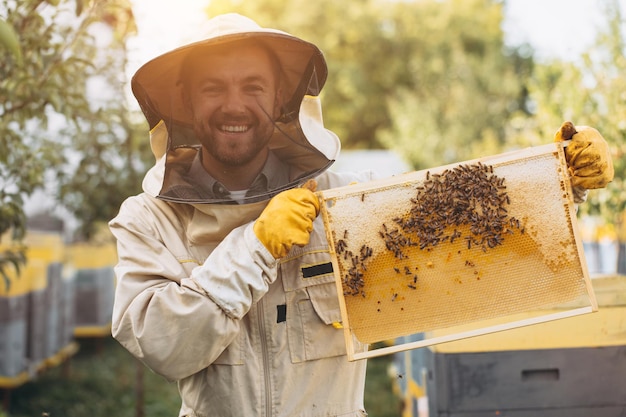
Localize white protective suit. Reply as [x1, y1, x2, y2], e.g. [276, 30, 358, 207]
[110, 14, 375, 417]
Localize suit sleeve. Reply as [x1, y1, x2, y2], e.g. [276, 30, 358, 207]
[109, 196, 277, 381]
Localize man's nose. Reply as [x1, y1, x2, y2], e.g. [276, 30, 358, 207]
[221, 89, 246, 114]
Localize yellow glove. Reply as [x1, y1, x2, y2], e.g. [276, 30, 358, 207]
[253, 186, 320, 259]
[554, 121, 614, 189]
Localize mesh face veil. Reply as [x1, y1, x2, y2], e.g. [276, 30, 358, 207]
[132, 14, 340, 204]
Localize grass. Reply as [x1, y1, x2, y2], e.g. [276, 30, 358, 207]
[5, 338, 180, 417]
[4, 338, 401, 417]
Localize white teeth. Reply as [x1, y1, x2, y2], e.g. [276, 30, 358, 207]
[221, 125, 248, 133]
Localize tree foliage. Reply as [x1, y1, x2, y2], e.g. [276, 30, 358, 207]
[1, 0, 624, 290]
[509, 0, 625, 224]
[0, 0, 148, 287]
[204, 0, 533, 169]
[203, 0, 621, 225]
[377, 0, 534, 169]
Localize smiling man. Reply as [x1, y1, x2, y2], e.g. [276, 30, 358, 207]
[109, 14, 376, 417]
[184, 42, 282, 187]
[109, 13, 613, 417]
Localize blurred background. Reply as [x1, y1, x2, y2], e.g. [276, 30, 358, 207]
[1, 0, 625, 416]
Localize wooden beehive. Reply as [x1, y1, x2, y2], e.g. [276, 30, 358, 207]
[319, 142, 596, 360]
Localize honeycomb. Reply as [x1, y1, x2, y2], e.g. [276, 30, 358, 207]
[320, 143, 595, 346]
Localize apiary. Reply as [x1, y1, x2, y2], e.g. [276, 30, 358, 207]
[319, 142, 596, 360]
[68, 243, 117, 337]
[421, 276, 626, 417]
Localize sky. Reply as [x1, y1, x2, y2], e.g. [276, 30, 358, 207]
[126, 0, 617, 78]
[502, 0, 610, 60]
[126, 0, 209, 77]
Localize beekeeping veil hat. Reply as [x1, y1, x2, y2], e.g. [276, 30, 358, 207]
[132, 13, 339, 204]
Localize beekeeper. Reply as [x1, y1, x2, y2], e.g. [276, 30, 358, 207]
[109, 13, 614, 417]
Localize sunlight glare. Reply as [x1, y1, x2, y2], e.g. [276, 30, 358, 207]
[127, 0, 210, 76]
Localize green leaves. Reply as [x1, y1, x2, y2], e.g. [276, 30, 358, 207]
[0, 245, 26, 293]
[1, 0, 147, 288]
[0, 18, 22, 65]
[204, 0, 532, 161]
[516, 0, 626, 222]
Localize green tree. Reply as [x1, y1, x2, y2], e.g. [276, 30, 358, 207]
[377, 0, 534, 169]
[204, 0, 533, 169]
[204, 0, 394, 148]
[53, 1, 152, 241]
[0, 0, 146, 288]
[506, 0, 625, 272]
[511, 0, 625, 221]
[567, 0, 625, 222]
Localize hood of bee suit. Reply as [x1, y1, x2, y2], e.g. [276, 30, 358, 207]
[133, 13, 340, 205]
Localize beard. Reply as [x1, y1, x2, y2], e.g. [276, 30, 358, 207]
[193, 115, 275, 167]
[203, 133, 268, 166]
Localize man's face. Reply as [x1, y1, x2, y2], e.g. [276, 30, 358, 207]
[185, 43, 281, 167]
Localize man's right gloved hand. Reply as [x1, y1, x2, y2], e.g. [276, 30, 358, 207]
[253, 188, 320, 259]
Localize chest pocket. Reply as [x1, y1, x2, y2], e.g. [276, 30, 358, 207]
[279, 223, 348, 363]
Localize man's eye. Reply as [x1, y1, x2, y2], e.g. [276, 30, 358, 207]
[201, 85, 222, 94]
[245, 84, 264, 93]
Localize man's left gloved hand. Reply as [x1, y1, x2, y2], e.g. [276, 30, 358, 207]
[554, 121, 614, 190]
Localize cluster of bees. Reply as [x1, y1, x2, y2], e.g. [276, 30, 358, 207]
[336, 162, 522, 298]
[336, 230, 374, 297]
[382, 162, 522, 258]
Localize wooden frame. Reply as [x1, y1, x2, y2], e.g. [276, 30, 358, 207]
[319, 142, 597, 361]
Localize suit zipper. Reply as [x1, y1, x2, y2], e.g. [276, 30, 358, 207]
[257, 300, 272, 416]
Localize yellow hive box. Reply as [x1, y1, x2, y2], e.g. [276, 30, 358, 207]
[319, 142, 596, 360]
[66, 243, 117, 270]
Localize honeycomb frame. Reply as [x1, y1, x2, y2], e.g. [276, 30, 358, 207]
[319, 142, 597, 361]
